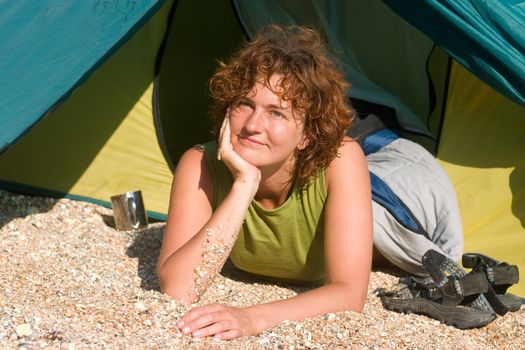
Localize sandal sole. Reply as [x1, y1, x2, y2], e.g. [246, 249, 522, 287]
[381, 295, 496, 329]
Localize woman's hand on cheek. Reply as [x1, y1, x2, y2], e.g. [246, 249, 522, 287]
[176, 304, 258, 340]
[218, 113, 261, 194]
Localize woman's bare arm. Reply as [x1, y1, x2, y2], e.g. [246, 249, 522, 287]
[177, 138, 373, 339]
[249, 138, 373, 329]
[157, 118, 260, 303]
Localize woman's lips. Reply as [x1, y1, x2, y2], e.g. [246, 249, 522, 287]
[239, 136, 265, 146]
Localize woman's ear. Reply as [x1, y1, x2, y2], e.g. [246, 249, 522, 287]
[297, 134, 309, 150]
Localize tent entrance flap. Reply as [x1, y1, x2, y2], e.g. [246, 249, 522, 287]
[232, 0, 437, 137]
[153, 0, 245, 168]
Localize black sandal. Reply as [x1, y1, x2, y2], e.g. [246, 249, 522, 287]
[378, 277, 496, 329]
[462, 252, 522, 315]
[378, 249, 497, 329]
[422, 249, 495, 314]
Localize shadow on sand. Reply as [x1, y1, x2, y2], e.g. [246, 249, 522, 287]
[125, 224, 315, 295]
[0, 189, 56, 229]
[125, 224, 165, 292]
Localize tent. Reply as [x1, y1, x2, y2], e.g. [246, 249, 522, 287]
[0, 0, 523, 296]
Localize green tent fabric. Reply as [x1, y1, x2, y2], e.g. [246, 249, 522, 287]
[0, 0, 245, 218]
[0, 1, 175, 218]
[384, 0, 525, 107]
[0, 0, 167, 153]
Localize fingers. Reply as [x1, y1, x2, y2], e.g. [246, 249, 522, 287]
[214, 329, 241, 341]
[191, 320, 232, 338]
[218, 111, 231, 160]
[177, 304, 223, 329]
[176, 304, 246, 339]
[177, 304, 225, 335]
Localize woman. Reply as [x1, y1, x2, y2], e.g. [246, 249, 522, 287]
[157, 25, 372, 340]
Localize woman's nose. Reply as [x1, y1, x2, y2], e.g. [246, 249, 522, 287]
[244, 109, 264, 133]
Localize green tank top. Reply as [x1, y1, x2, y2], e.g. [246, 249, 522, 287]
[200, 141, 327, 285]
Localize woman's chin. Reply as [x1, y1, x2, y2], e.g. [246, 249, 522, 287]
[237, 152, 262, 167]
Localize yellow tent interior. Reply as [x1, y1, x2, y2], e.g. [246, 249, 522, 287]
[0, 0, 523, 296]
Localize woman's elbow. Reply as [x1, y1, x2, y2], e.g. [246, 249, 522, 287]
[351, 299, 366, 313]
[349, 285, 368, 313]
[162, 285, 197, 305]
[156, 265, 197, 304]
[334, 281, 367, 313]
[342, 292, 366, 313]
[156, 264, 172, 294]
[156, 262, 167, 290]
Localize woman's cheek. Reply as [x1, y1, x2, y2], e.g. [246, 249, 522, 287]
[268, 124, 289, 140]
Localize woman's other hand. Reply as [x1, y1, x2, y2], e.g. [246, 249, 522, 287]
[176, 304, 260, 340]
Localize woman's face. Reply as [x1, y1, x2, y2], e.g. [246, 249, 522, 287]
[228, 75, 307, 173]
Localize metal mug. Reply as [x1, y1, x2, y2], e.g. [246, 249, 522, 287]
[110, 190, 148, 231]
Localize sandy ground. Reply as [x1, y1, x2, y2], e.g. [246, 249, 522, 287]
[1, 189, 523, 349]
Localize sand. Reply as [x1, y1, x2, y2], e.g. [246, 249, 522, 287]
[1, 190, 523, 349]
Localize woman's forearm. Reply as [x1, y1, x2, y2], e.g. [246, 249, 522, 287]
[247, 282, 367, 334]
[158, 179, 256, 303]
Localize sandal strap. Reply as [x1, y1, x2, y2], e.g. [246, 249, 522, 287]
[462, 252, 519, 293]
[408, 277, 442, 301]
[489, 265, 519, 285]
[463, 253, 500, 268]
[483, 284, 511, 316]
[457, 272, 490, 297]
[400, 273, 489, 307]
[440, 273, 489, 306]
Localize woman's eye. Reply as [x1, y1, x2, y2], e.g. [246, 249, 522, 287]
[271, 111, 285, 119]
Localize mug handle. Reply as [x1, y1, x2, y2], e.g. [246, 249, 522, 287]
[127, 195, 139, 228]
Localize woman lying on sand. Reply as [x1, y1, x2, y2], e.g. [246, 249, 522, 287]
[157, 24, 372, 340]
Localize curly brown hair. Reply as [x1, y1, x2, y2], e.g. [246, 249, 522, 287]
[208, 25, 353, 188]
